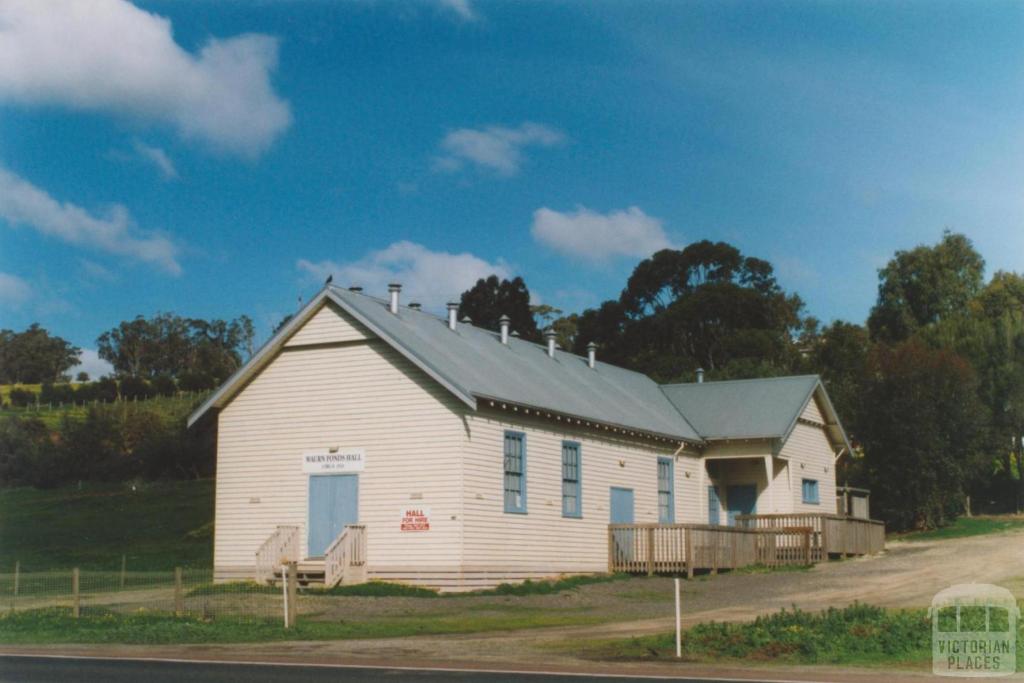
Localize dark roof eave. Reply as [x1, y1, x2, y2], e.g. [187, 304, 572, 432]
[474, 393, 703, 445]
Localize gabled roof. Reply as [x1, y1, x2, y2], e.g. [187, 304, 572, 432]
[659, 375, 852, 453]
[188, 286, 702, 441]
[188, 286, 852, 452]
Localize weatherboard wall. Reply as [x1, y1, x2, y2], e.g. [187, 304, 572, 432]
[214, 302, 467, 581]
[780, 395, 836, 514]
[460, 407, 702, 576]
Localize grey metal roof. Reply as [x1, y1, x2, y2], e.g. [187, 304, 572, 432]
[327, 287, 702, 441]
[659, 375, 850, 452]
[189, 286, 850, 452]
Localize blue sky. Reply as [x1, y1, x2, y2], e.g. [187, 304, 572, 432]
[2, 0, 1022, 377]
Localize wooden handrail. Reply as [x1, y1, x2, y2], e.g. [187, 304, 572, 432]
[324, 524, 367, 587]
[254, 525, 300, 584]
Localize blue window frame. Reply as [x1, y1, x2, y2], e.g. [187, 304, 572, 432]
[657, 457, 674, 523]
[503, 431, 527, 513]
[802, 478, 820, 505]
[562, 441, 582, 518]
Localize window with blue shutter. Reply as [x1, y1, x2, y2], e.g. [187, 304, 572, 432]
[562, 441, 581, 518]
[802, 478, 820, 505]
[658, 457, 674, 523]
[504, 431, 527, 513]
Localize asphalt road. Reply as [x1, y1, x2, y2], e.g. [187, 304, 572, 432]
[0, 656, 786, 683]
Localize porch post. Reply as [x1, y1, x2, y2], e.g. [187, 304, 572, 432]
[763, 455, 774, 513]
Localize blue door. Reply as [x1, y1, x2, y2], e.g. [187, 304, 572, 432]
[708, 486, 721, 525]
[726, 484, 757, 526]
[308, 474, 359, 557]
[610, 487, 635, 524]
[609, 487, 635, 564]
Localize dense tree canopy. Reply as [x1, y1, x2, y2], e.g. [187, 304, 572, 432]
[867, 231, 985, 343]
[858, 340, 988, 530]
[0, 324, 81, 384]
[571, 241, 807, 382]
[96, 313, 254, 389]
[458, 275, 540, 342]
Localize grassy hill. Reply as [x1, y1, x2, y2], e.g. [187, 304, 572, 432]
[0, 390, 208, 429]
[0, 479, 214, 571]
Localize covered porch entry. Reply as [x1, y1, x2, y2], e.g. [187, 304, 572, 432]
[703, 452, 784, 526]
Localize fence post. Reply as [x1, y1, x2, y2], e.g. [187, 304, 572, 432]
[710, 529, 718, 575]
[120, 555, 126, 590]
[285, 561, 298, 628]
[646, 527, 655, 577]
[11, 561, 19, 613]
[674, 577, 682, 659]
[803, 530, 812, 566]
[72, 568, 80, 618]
[174, 567, 184, 617]
[684, 528, 693, 579]
[607, 527, 614, 572]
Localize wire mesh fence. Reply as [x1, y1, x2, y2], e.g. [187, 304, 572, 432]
[0, 565, 288, 623]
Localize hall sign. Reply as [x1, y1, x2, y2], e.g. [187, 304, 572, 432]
[400, 507, 431, 532]
[302, 449, 365, 474]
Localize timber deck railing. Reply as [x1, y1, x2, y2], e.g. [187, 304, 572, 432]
[608, 514, 884, 576]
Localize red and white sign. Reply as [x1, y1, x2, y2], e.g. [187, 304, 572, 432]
[400, 507, 431, 532]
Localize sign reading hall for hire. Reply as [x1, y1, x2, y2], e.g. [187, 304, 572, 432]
[302, 449, 365, 474]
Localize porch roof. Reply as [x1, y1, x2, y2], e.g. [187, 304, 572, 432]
[659, 375, 851, 453]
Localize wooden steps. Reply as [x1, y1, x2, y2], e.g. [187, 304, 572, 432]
[271, 560, 325, 587]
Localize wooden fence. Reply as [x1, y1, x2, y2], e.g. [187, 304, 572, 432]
[608, 514, 884, 576]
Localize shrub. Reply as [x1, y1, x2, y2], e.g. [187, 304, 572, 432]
[178, 371, 216, 392]
[39, 383, 75, 405]
[8, 388, 35, 408]
[151, 375, 177, 397]
[119, 376, 153, 401]
[94, 378, 119, 402]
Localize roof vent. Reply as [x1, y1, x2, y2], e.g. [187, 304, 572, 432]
[499, 314, 511, 345]
[587, 341, 597, 369]
[544, 328, 557, 358]
[408, 302, 421, 311]
[446, 302, 459, 331]
[461, 316, 472, 323]
[511, 330, 520, 337]
[348, 285, 363, 292]
[387, 283, 401, 314]
[696, 368, 705, 384]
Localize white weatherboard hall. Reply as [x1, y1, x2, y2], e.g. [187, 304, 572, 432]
[189, 284, 854, 590]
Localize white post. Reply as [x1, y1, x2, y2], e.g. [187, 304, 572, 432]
[281, 563, 289, 628]
[674, 577, 682, 658]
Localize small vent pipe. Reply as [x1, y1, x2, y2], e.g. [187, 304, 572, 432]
[388, 283, 401, 314]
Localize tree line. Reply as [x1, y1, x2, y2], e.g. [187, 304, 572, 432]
[458, 233, 1023, 530]
[2, 233, 1020, 531]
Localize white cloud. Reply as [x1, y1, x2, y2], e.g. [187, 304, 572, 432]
[437, 0, 477, 21]
[298, 241, 510, 308]
[0, 165, 182, 275]
[71, 348, 114, 380]
[531, 205, 674, 263]
[0, 0, 291, 158]
[0, 272, 31, 308]
[435, 122, 564, 176]
[132, 140, 178, 180]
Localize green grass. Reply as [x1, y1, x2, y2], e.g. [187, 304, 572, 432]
[0, 480, 214, 571]
[457, 573, 632, 597]
[0, 607, 604, 644]
[309, 580, 440, 598]
[0, 392, 207, 429]
[898, 516, 1024, 542]
[570, 603, 1024, 669]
